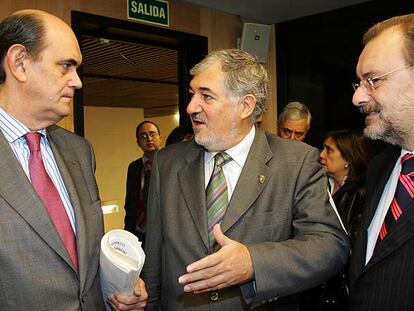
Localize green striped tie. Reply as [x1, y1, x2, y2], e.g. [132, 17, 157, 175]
[206, 152, 232, 249]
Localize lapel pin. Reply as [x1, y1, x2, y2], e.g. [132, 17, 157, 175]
[259, 175, 266, 184]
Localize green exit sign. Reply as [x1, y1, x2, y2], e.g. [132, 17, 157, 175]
[128, 0, 169, 27]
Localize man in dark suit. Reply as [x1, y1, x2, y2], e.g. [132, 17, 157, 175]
[143, 49, 348, 310]
[124, 120, 161, 246]
[0, 9, 147, 310]
[349, 13, 414, 310]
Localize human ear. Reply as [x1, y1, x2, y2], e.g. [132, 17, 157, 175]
[5, 44, 29, 82]
[239, 94, 257, 120]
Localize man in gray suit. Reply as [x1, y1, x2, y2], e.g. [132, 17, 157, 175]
[0, 9, 147, 310]
[143, 49, 348, 310]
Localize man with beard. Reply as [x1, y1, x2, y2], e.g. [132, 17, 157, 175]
[142, 49, 348, 310]
[124, 120, 161, 247]
[349, 13, 414, 310]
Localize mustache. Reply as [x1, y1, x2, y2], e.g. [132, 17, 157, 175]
[359, 104, 380, 115]
[190, 113, 207, 123]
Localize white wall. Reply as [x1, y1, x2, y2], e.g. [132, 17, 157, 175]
[84, 106, 178, 232]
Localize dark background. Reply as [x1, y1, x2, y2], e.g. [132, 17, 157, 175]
[276, 0, 414, 148]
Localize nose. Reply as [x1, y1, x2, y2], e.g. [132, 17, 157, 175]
[320, 148, 326, 159]
[69, 70, 83, 89]
[289, 131, 296, 140]
[187, 94, 202, 115]
[352, 86, 370, 108]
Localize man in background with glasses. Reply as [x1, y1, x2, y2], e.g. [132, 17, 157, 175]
[349, 13, 414, 310]
[277, 101, 312, 142]
[124, 120, 161, 248]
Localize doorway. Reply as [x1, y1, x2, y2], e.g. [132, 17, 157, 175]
[71, 11, 207, 231]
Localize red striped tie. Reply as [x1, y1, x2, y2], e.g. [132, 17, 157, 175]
[378, 153, 414, 241]
[25, 132, 78, 271]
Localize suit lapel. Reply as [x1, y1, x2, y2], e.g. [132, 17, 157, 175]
[367, 202, 414, 269]
[48, 127, 87, 287]
[0, 130, 70, 270]
[178, 143, 209, 249]
[357, 148, 403, 277]
[221, 129, 273, 233]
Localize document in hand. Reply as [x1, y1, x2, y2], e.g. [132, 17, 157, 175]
[100, 229, 145, 311]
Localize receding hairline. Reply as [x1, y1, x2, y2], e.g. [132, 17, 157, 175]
[12, 9, 74, 38]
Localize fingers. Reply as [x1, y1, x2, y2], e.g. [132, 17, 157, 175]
[107, 278, 148, 311]
[213, 224, 229, 247]
[107, 293, 147, 311]
[186, 251, 220, 273]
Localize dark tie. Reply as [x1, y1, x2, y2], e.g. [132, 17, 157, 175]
[136, 160, 151, 230]
[378, 153, 414, 241]
[206, 152, 232, 249]
[25, 132, 78, 271]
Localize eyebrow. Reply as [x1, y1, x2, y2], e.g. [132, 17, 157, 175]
[61, 58, 81, 67]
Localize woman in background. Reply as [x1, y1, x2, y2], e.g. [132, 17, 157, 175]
[320, 129, 372, 243]
[313, 129, 373, 310]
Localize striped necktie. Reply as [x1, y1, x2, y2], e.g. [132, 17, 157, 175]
[378, 153, 414, 241]
[206, 152, 232, 249]
[25, 132, 78, 271]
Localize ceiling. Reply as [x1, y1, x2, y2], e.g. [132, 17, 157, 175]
[176, 0, 374, 23]
[82, 37, 179, 117]
[82, 0, 374, 117]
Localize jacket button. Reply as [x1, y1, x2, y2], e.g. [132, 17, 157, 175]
[210, 291, 219, 301]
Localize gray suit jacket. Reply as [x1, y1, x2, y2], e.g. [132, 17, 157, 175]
[0, 125, 104, 310]
[143, 128, 348, 310]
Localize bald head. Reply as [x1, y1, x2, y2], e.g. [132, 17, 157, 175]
[0, 9, 76, 84]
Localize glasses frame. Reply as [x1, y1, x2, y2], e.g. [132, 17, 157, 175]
[138, 131, 159, 140]
[352, 63, 414, 94]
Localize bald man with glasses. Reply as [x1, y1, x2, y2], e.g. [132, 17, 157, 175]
[349, 13, 414, 311]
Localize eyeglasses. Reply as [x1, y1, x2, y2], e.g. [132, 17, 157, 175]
[138, 131, 159, 140]
[352, 63, 414, 95]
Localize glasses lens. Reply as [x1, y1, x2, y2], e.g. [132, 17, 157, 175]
[352, 83, 360, 91]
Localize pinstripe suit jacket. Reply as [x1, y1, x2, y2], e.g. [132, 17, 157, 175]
[349, 146, 414, 310]
[0, 125, 104, 310]
[143, 128, 348, 310]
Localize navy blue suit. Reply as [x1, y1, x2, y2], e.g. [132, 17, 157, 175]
[349, 146, 414, 310]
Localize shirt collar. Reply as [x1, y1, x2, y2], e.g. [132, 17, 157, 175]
[0, 107, 46, 142]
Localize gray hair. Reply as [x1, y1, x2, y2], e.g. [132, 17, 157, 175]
[190, 49, 269, 121]
[278, 101, 312, 129]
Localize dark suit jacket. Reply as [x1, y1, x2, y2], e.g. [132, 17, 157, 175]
[349, 146, 414, 310]
[0, 125, 104, 310]
[124, 158, 144, 233]
[143, 128, 349, 310]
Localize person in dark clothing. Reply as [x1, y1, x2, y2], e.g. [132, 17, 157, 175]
[124, 120, 161, 247]
[315, 129, 373, 310]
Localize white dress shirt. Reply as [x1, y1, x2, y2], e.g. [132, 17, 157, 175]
[204, 126, 256, 199]
[0, 107, 76, 233]
[365, 149, 412, 264]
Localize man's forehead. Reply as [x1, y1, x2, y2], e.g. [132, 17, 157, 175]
[357, 27, 405, 75]
[139, 123, 158, 133]
[282, 118, 308, 130]
[190, 63, 224, 89]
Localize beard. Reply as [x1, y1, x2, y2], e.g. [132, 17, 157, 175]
[361, 105, 404, 146]
[192, 117, 239, 152]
